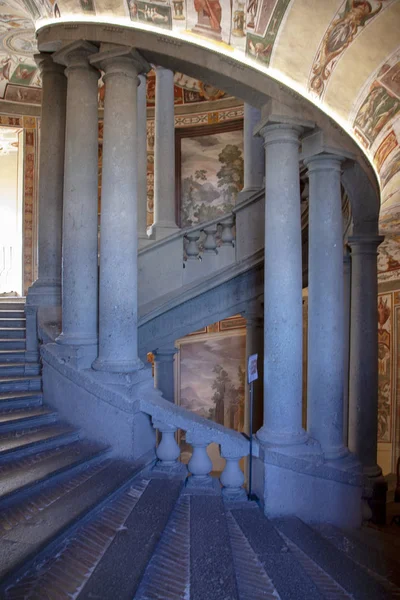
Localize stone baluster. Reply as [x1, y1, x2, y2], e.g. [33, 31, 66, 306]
[220, 453, 247, 500]
[186, 431, 213, 486]
[153, 421, 181, 468]
[219, 216, 235, 247]
[185, 231, 201, 260]
[202, 225, 218, 255]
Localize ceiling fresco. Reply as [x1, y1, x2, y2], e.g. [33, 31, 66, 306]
[0, 0, 399, 224]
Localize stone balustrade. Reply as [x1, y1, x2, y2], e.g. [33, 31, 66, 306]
[183, 213, 236, 262]
[139, 394, 256, 501]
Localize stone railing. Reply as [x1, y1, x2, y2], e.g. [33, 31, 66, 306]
[138, 213, 237, 306]
[139, 395, 258, 501]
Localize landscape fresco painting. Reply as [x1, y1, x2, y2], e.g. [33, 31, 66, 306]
[178, 333, 246, 471]
[179, 128, 244, 227]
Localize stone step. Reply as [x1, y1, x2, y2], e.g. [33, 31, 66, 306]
[0, 391, 43, 410]
[77, 478, 183, 599]
[0, 328, 25, 339]
[0, 310, 25, 320]
[0, 439, 109, 504]
[271, 517, 391, 600]
[314, 523, 400, 593]
[0, 423, 79, 461]
[0, 339, 25, 350]
[0, 375, 41, 393]
[0, 318, 25, 329]
[190, 494, 239, 600]
[0, 405, 57, 432]
[0, 459, 148, 587]
[0, 300, 25, 309]
[0, 362, 41, 377]
[134, 493, 191, 600]
[0, 350, 26, 363]
[231, 508, 324, 600]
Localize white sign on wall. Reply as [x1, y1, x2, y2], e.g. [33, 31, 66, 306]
[247, 353, 258, 384]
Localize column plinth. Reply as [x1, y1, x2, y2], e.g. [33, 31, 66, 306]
[348, 234, 384, 477]
[27, 53, 66, 307]
[255, 123, 307, 448]
[305, 153, 347, 460]
[150, 66, 179, 239]
[90, 45, 150, 373]
[53, 41, 100, 365]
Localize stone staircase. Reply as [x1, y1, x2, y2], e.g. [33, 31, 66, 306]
[0, 300, 399, 599]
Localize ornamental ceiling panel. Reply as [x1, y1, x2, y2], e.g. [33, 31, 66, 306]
[0, 0, 399, 218]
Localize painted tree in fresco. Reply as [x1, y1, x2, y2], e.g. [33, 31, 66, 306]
[210, 363, 245, 430]
[210, 364, 229, 424]
[217, 144, 244, 202]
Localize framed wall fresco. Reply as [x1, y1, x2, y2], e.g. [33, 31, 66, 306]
[175, 120, 244, 228]
[175, 326, 246, 472]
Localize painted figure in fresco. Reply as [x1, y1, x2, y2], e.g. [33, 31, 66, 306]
[246, 0, 258, 28]
[354, 77, 400, 145]
[194, 0, 222, 33]
[310, 0, 390, 98]
[0, 56, 12, 82]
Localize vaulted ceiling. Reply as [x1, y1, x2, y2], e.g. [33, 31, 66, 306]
[1, 0, 399, 228]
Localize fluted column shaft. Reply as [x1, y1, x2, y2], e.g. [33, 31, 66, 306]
[257, 124, 307, 446]
[154, 345, 177, 402]
[54, 42, 99, 353]
[348, 234, 384, 476]
[152, 66, 178, 238]
[243, 104, 264, 194]
[28, 53, 66, 304]
[137, 73, 149, 246]
[91, 47, 149, 372]
[306, 154, 347, 460]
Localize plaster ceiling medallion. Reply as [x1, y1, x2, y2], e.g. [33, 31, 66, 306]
[2, 29, 37, 56]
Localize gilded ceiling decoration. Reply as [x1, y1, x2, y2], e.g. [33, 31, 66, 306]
[0, 0, 399, 220]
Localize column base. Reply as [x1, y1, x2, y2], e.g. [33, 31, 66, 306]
[256, 425, 309, 451]
[92, 356, 144, 374]
[54, 334, 98, 370]
[323, 445, 350, 461]
[26, 279, 61, 307]
[149, 221, 180, 241]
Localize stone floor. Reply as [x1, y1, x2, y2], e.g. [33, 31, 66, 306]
[0, 299, 399, 599]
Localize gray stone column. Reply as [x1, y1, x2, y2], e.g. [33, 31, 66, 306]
[27, 53, 66, 307]
[91, 46, 149, 373]
[53, 41, 100, 365]
[244, 303, 264, 434]
[137, 73, 150, 247]
[348, 234, 384, 476]
[242, 104, 264, 196]
[151, 66, 178, 239]
[154, 345, 177, 402]
[305, 154, 347, 460]
[343, 247, 351, 446]
[256, 123, 307, 447]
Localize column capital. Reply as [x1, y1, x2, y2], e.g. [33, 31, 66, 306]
[348, 234, 384, 254]
[154, 346, 178, 362]
[34, 52, 65, 77]
[90, 43, 150, 79]
[254, 121, 303, 147]
[53, 40, 100, 76]
[303, 152, 345, 174]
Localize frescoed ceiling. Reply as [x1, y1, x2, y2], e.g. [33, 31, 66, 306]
[0, 0, 399, 227]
